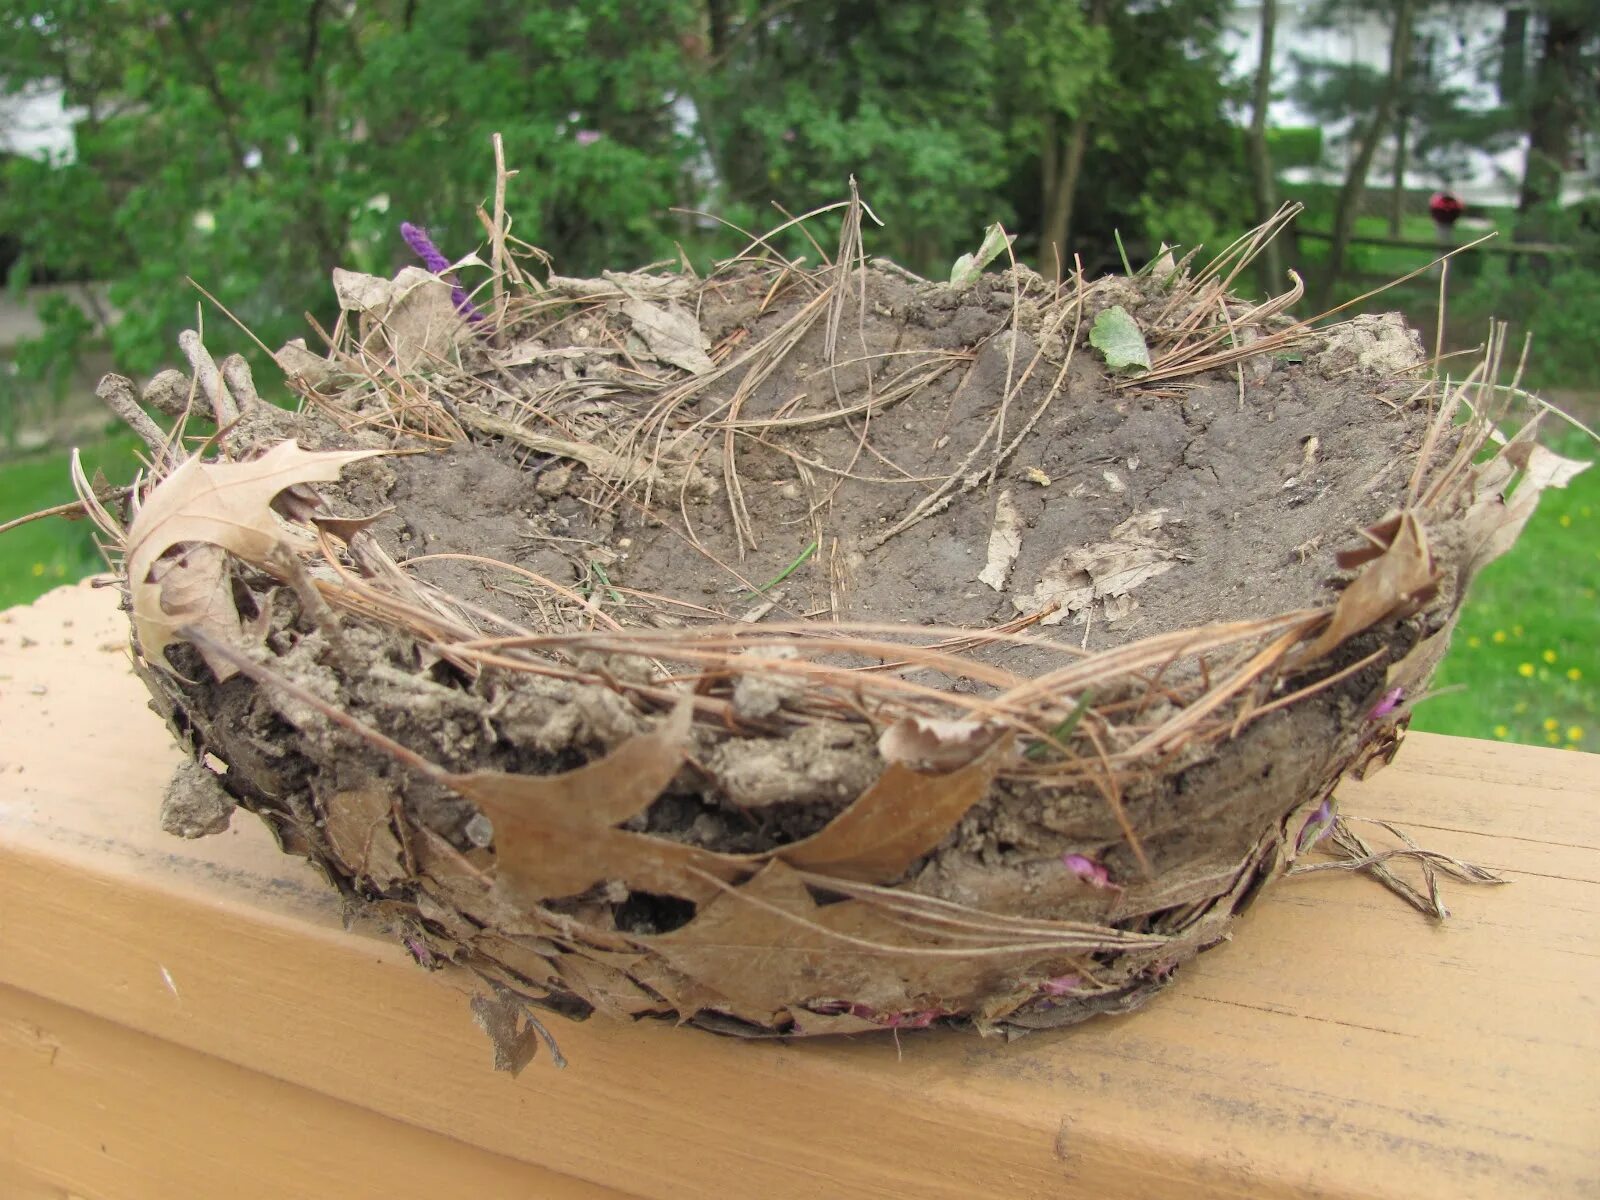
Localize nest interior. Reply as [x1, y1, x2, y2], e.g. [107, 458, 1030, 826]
[92, 202, 1575, 1055]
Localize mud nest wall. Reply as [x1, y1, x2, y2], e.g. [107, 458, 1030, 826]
[89, 201, 1583, 1053]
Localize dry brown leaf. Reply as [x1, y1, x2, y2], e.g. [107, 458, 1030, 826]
[647, 861, 875, 1020]
[150, 543, 246, 681]
[977, 488, 1023, 591]
[648, 860, 1043, 1022]
[788, 1010, 886, 1036]
[312, 509, 391, 544]
[1018, 510, 1178, 626]
[469, 932, 562, 990]
[468, 979, 564, 1074]
[336, 266, 469, 373]
[777, 732, 1015, 882]
[273, 337, 336, 388]
[1297, 510, 1437, 664]
[447, 700, 747, 903]
[625, 957, 731, 1021]
[324, 788, 406, 886]
[555, 953, 669, 1019]
[877, 715, 1007, 771]
[1458, 440, 1590, 578]
[126, 441, 385, 663]
[621, 298, 715, 374]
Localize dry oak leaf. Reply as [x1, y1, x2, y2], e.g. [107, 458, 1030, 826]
[1459, 439, 1590, 578]
[977, 488, 1023, 591]
[447, 700, 747, 905]
[125, 441, 385, 666]
[1018, 510, 1178, 626]
[877, 715, 1007, 771]
[324, 788, 407, 887]
[647, 859, 1042, 1025]
[1297, 510, 1437, 665]
[777, 731, 1016, 883]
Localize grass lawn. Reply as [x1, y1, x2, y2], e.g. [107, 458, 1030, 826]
[0, 431, 146, 609]
[1410, 426, 1598, 753]
[1, 424, 1593, 753]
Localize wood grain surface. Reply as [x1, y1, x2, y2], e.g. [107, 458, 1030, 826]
[2, 581, 1596, 1200]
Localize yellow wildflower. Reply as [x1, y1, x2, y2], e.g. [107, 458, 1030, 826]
[1569, 727, 1584, 743]
[1546, 730, 1562, 745]
[1544, 717, 1560, 732]
[1467, 635, 1482, 648]
[1568, 667, 1583, 682]
[1543, 649, 1558, 664]
[1518, 662, 1535, 677]
[1493, 630, 1507, 644]
[1493, 724, 1509, 739]
[30, 562, 44, 577]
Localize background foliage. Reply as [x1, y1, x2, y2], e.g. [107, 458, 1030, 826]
[0, 0, 1255, 375]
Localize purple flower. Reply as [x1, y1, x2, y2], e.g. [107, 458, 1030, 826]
[399, 221, 484, 322]
[1369, 686, 1405, 720]
[849, 1004, 944, 1030]
[1062, 853, 1114, 889]
[402, 935, 437, 968]
[574, 129, 602, 146]
[1297, 798, 1334, 851]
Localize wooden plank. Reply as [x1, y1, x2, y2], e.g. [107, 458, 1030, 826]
[2, 582, 1597, 1199]
[0, 983, 632, 1200]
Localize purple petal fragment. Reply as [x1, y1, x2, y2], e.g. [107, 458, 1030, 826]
[1061, 852, 1113, 889]
[1369, 686, 1405, 720]
[399, 220, 484, 322]
[1297, 798, 1334, 851]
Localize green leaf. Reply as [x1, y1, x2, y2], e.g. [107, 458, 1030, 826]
[949, 223, 1014, 288]
[1088, 306, 1150, 374]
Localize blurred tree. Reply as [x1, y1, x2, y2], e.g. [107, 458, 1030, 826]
[0, 0, 704, 378]
[1245, 0, 1284, 290]
[1294, 0, 1418, 305]
[990, 0, 1244, 277]
[1513, 1, 1599, 244]
[685, 1, 1011, 273]
[0, 0, 1250, 383]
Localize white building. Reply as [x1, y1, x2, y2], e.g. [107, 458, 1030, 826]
[1223, 1, 1596, 207]
[0, 86, 79, 162]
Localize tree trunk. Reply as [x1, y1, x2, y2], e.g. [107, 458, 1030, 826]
[1389, 115, 1408, 237]
[1314, 0, 1414, 308]
[1245, 0, 1283, 293]
[1041, 115, 1091, 281]
[706, 0, 734, 58]
[1038, 0, 1106, 282]
[1515, 9, 1583, 247]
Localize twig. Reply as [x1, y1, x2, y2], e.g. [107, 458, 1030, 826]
[220, 353, 261, 412]
[94, 374, 168, 454]
[0, 488, 135, 538]
[178, 329, 239, 425]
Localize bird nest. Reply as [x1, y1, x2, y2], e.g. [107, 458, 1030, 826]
[80, 196, 1582, 1065]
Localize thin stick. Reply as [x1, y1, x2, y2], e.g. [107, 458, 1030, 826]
[0, 487, 135, 538]
[490, 132, 513, 319]
[178, 329, 239, 425]
[94, 374, 168, 454]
